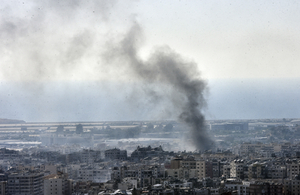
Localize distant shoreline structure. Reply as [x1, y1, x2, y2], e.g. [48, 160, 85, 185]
[0, 118, 25, 124]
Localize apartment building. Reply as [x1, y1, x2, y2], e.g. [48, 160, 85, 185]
[7, 172, 44, 195]
[283, 176, 300, 195]
[248, 162, 267, 179]
[230, 159, 246, 180]
[0, 181, 6, 195]
[78, 168, 111, 182]
[105, 148, 127, 160]
[286, 159, 300, 179]
[44, 172, 72, 195]
[196, 160, 213, 179]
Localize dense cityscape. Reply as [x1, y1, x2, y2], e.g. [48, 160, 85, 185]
[0, 118, 300, 194]
[1, 1, 300, 195]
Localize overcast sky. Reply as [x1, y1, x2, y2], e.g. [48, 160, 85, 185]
[1, 0, 300, 122]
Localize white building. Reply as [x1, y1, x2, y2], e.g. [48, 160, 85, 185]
[223, 179, 250, 195]
[44, 172, 72, 195]
[78, 168, 111, 182]
[230, 160, 245, 180]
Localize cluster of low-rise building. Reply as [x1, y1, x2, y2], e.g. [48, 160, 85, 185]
[0, 142, 300, 195]
[1, 118, 300, 194]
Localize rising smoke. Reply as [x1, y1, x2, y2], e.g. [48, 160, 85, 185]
[102, 22, 213, 150]
[0, 0, 213, 150]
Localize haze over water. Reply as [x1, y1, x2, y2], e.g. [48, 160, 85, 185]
[1, 78, 299, 122]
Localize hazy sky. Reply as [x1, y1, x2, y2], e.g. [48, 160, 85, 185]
[1, 0, 300, 121]
[137, 1, 300, 79]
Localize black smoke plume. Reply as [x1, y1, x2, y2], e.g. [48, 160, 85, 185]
[103, 22, 213, 150]
[0, 1, 213, 149]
